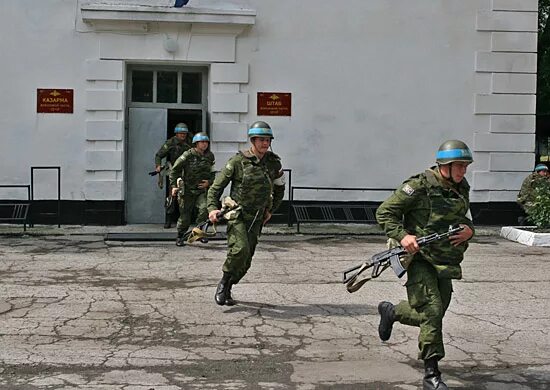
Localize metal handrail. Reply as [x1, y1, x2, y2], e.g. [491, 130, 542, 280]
[283, 168, 292, 226]
[0, 185, 31, 201]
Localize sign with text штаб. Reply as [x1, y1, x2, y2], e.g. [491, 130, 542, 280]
[257, 92, 291, 116]
[37, 89, 73, 113]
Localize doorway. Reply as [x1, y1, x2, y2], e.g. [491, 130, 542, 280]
[126, 65, 208, 224]
[168, 109, 203, 140]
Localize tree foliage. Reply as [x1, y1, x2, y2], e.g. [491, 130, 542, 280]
[538, 0, 550, 114]
[526, 180, 550, 229]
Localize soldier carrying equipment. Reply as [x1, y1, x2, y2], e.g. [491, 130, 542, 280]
[155, 123, 191, 228]
[208, 120, 285, 306]
[170, 133, 215, 246]
[343, 225, 464, 293]
[374, 139, 475, 390]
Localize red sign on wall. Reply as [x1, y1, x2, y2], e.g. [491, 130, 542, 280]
[37, 89, 74, 113]
[257, 92, 291, 116]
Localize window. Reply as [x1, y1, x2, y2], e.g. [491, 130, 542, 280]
[181, 73, 202, 104]
[131, 71, 153, 102]
[157, 71, 178, 103]
[130, 69, 204, 105]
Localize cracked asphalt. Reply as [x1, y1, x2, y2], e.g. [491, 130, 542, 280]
[0, 230, 549, 389]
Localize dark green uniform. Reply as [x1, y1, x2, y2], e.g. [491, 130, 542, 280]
[155, 136, 190, 226]
[155, 136, 190, 167]
[170, 148, 215, 235]
[376, 167, 474, 361]
[207, 149, 285, 284]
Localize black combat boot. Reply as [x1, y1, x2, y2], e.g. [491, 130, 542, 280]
[215, 272, 232, 305]
[175, 233, 185, 247]
[378, 301, 396, 341]
[225, 280, 236, 306]
[423, 358, 448, 390]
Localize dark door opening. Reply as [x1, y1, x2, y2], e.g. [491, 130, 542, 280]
[167, 109, 204, 141]
[163, 109, 205, 199]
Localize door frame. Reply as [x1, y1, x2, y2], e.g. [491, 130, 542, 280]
[124, 64, 209, 223]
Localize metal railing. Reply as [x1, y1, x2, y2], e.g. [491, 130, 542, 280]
[0, 184, 32, 231]
[288, 186, 395, 231]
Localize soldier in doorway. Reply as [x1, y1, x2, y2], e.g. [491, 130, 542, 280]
[169, 132, 216, 246]
[207, 121, 285, 306]
[375, 140, 475, 390]
[154, 123, 191, 228]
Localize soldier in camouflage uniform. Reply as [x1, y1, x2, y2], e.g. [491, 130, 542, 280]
[375, 140, 475, 390]
[207, 121, 285, 306]
[169, 132, 216, 246]
[155, 123, 191, 228]
[517, 163, 549, 223]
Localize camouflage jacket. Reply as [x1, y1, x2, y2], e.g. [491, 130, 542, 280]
[155, 136, 190, 166]
[517, 172, 548, 210]
[169, 148, 216, 196]
[207, 149, 285, 220]
[376, 167, 475, 279]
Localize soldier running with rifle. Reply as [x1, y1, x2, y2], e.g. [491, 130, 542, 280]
[374, 140, 475, 390]
[154, 123, 191, 228]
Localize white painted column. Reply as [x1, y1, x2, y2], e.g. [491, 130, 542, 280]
[210, 63, 250, 170]
[84, 59, 125, 200]
[472, 0, 538, 202]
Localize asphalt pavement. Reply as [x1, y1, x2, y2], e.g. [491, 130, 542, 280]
[0, 224, 548, 389]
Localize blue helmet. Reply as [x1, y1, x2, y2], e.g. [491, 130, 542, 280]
[174, 123, 189, 133]
[248, 121, 274, 139]
[436, 140, 473, 165]
[192, 132, 210, 144]
[535, 163, 549, 172]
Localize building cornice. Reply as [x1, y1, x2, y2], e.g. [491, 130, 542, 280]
[80, 3, 256, 27]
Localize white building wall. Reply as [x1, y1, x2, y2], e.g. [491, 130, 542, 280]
[0, 0, 539, 204]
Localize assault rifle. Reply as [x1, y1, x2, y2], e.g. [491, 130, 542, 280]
[148, 163, 172, 189]
[342, 225, 464, 293]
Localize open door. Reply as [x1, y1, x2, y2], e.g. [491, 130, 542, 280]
[127, 108, 167, 223]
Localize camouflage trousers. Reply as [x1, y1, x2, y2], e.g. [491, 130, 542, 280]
[222, 214, 263, 284]
[394, 257, 453, 361]
[176, 192, 208, 235]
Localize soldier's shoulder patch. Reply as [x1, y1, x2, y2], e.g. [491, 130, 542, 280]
[402, 184, 415, 196]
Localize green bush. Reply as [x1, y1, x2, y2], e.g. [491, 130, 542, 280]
[526, 180, 550, 228]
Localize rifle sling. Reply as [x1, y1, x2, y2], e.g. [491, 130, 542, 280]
[345, 262, 391, 293]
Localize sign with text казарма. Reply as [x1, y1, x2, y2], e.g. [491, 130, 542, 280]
[37, 89, 73, 113]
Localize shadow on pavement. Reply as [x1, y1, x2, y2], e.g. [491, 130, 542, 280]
[223, 301, 377, 318]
